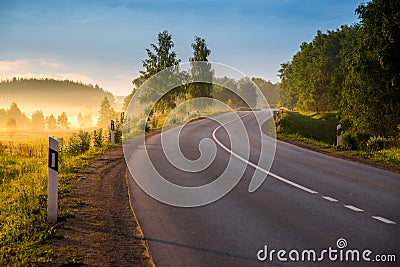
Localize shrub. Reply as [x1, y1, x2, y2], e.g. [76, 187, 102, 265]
[341, 132, 359, 150]
[114, 119, 123, 144]
[67, 131, 91, 155]
[354, 132, 370, 145]
[93, 129, 103, 148]
[169, 116, 178, 125]
[136, 119, 147, 131]
[151, 116, 159, 129]
[78, 131, 91, 153]
[366, 136, 390, 152]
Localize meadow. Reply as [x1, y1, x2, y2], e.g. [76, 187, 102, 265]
[0, 129, 115, 265]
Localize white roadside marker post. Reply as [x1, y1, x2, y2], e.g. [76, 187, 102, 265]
[337, 124, 342, 146]
[48, 136, 58, 223]
[111, 120, 115, 146]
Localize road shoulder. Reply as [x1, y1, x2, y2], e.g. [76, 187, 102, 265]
[50, 147, 154, 266]
[276, 137, 400, 173]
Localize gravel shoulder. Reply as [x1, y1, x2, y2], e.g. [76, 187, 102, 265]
[50, 147, 154, 266]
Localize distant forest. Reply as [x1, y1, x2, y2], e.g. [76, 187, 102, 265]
[0, 78, 116, 113]
[0, 78, 119, 131]
[210, 77, 278, 109]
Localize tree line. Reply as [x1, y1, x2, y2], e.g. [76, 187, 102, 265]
[0, 103, 71, 132]
[0, 96, 119, 132]
[278, 0, 399, 137]
[124, 31, 278, 114]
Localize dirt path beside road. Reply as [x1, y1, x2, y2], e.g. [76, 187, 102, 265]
[51, 148, 154, 266]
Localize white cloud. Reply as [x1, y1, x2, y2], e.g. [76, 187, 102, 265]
[53, 72, 96, 84]
[0, 58, 64, 73]
[39, 60, 64, 68]
[0, 59, 30, 71]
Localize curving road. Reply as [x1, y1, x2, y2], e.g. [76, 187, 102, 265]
[126, 111, 399, 266]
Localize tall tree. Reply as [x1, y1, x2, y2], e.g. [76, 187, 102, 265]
[136, 30, 182, 113]
[187, 36, 213, 108]
[339, 0, 400, 136]
[277, 27, 350, 111]
[252, 77, 278, 107]
[237, 77, 258, 108]
[8, 102, 22, 119]
[5, 118, 17, 132]
[277, 62, 297, 110]
[6, 102, 29, 129]
[0, 108, 6, 127]
[212, 77, 240, 108]
[141, 30, 181, 79]
[77, 113, 93, 129]
[97, 97, 116, 128]
[123, 76, 146, 111]
[31, 110, 45, 131]
[46, 114, 57, 130]
[57, 112, 70, 129]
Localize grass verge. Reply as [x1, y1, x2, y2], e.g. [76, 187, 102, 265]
[277, 111, 400, 170]
[0, 135, 112, 265]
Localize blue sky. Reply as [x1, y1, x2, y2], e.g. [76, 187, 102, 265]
[0, 0, 364, 96]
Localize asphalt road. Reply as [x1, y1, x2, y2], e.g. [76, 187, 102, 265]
[126, 111, 399, 266]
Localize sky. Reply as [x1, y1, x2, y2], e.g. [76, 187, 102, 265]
[0, 0, 364, 96]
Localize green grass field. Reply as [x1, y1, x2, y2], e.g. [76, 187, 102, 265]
[278, 111, 400, 168]
[0, 131, 113, 265]
[279, 111, 340, 145]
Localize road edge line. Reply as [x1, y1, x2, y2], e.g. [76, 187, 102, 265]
[125, 167, 156, 267]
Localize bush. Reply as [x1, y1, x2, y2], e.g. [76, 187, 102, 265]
[78, 131, 91, 153]
[136, 119, 147, 131]
[169, 116, 178, 125]
[366, 136, 390, 152]
[341, 132, 359, 150]
[67, 131, 91, 155]
[93, 129, 103, 148]
[151, 116, 159, 129]
[354, 132, 370, 145]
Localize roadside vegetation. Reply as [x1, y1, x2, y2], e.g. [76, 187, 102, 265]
[123, 31, 277, 131]
[277, 110, 400, 168]
[278, 0, 399, 137]
[0, 127, 122, 265]
[276, 0, 399, 168]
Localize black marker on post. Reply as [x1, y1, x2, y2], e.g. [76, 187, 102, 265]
[48, 136, 58, 222]
[111, 119, 115, 146]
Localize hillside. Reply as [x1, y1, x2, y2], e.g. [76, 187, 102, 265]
[0, 78, 122, 130]
[0, 78, 116, 116]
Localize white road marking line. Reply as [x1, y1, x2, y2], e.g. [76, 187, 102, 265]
[211, 112, 318, 195]
[322, 196, 338, 202]
[268, 172, 318, 194]
[344, 205, 364, 212]
[372, 216, 397, 224]
[212, 112, 396, 226]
